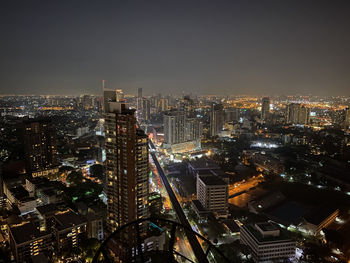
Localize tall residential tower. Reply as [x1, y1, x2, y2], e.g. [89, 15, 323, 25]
[261, 97, 270, 121]
[104, 90, 149, 233]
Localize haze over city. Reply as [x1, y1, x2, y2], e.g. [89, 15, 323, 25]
[1, 1, 350, 263]
[1, 0, 350, 96]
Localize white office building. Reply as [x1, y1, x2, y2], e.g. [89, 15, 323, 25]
[240, 222, 296, 263]
[197, 175, 228, 218]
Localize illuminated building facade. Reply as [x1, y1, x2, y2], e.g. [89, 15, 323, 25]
[163, 111, 186, 145]
[104, 91, 149, 233]
[261, 97, 270, 121]
[286, 103, 310, 125]
[210, 103, 224, 137]
[22, 119, 58, 177]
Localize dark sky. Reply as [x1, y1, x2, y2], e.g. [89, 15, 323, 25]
[1, 0, 350, 96]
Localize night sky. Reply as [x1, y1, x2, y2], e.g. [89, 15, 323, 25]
[1, 0, 350, 96]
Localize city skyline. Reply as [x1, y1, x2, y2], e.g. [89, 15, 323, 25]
[1, 0, 350, 96]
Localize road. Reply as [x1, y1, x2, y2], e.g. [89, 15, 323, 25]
[149, 141, 209, 263]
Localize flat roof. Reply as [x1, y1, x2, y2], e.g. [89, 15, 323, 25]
[189, 158, 220, 170]
[243, 224, 293, 244]
[54, 210, 86, 230]
[36, 203, 62, 216]
[199, 175, 227, 186]
[256, 222, 279, 232]
[10, 222, 50, 244]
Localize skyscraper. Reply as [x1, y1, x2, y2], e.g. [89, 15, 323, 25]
[185, 117, 203, 142]
[22, 119, 58, 177]
[116, 89, 124, 102]
[137, 88, 143, 98]
[333, 107, 350, 129]
[210, 103, 224, 137]
[104, 91, 149, 233]
[286, 103, 310, 125]
[261, 97, 270, 121]
[163, 111, 186, 145]
[159, 98, 169, 112]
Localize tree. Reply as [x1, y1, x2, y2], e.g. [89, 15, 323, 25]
[89, 164, 104, 179]
[66, 171, 84, 186]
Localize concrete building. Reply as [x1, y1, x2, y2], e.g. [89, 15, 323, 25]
[286, 103, 310, 125]
[185, 117, 203, 142]
[224, 108, 239, 123]
[104, 90, 149, 233]
[163, 111, 186, 145]
[22, 119, 58, 177]
[197, 175, 228, 218]
[240, 222, 296, 263]
[210, 103, 224, 137]
[3, 183, 37, 214]
[9, 222, 52, 262]
[261, 97, 270, 121]
[87, 211, 104, 241]
[52, 209, 87, 252]
[163, 111, 202, 152]
[159, 98, 169, 112]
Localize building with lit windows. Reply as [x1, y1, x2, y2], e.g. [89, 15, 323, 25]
[196, 175, 228, 218]
[163, 111, 186, 145]
[210, 103, 224, 137]
[240, 222, 296, 263]
[52, 209, 87, 252]
[22, 119, 58, 177]
[286, 103, 310, 125]
[261, 97, 270, 121]
[104, 90, 149, 234]
[9, 222, 52, 262]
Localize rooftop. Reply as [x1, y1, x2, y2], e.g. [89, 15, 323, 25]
[199, 175, 227, 186]
[10, 222, 50, 244]
[256, 222, 279, 232]
[189, 158, 220, 170]
[242, 223, 293, 244]
[35, 203, 65, 217]
[53, 209, 86, 230]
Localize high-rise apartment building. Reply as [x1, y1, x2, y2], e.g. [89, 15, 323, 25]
[136, 98, 151, 122]
[210, 103, 224, 137]
[163, 111, 186, 145]
[22, 119, 58, 177]
[261, 97, 270, 121]
[333, 107, 350, 129]
[185, 117, 203, 142]
[286, 103, 310, 125]
[138, 88, 143, 98]
[224, 108, 239, 123]
[159, 98, 169, 112]
[104, 91, 149, 233]
[116, 89, 124, 102]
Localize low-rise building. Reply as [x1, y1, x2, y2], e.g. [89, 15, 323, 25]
[9, 222, 52, 262]
[86, 211, 104, 241]
[52, 209, 87, 251]
[240, 222, 296, 263]
[197, 175, 228, 218]
[3, 184, 37, 214]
